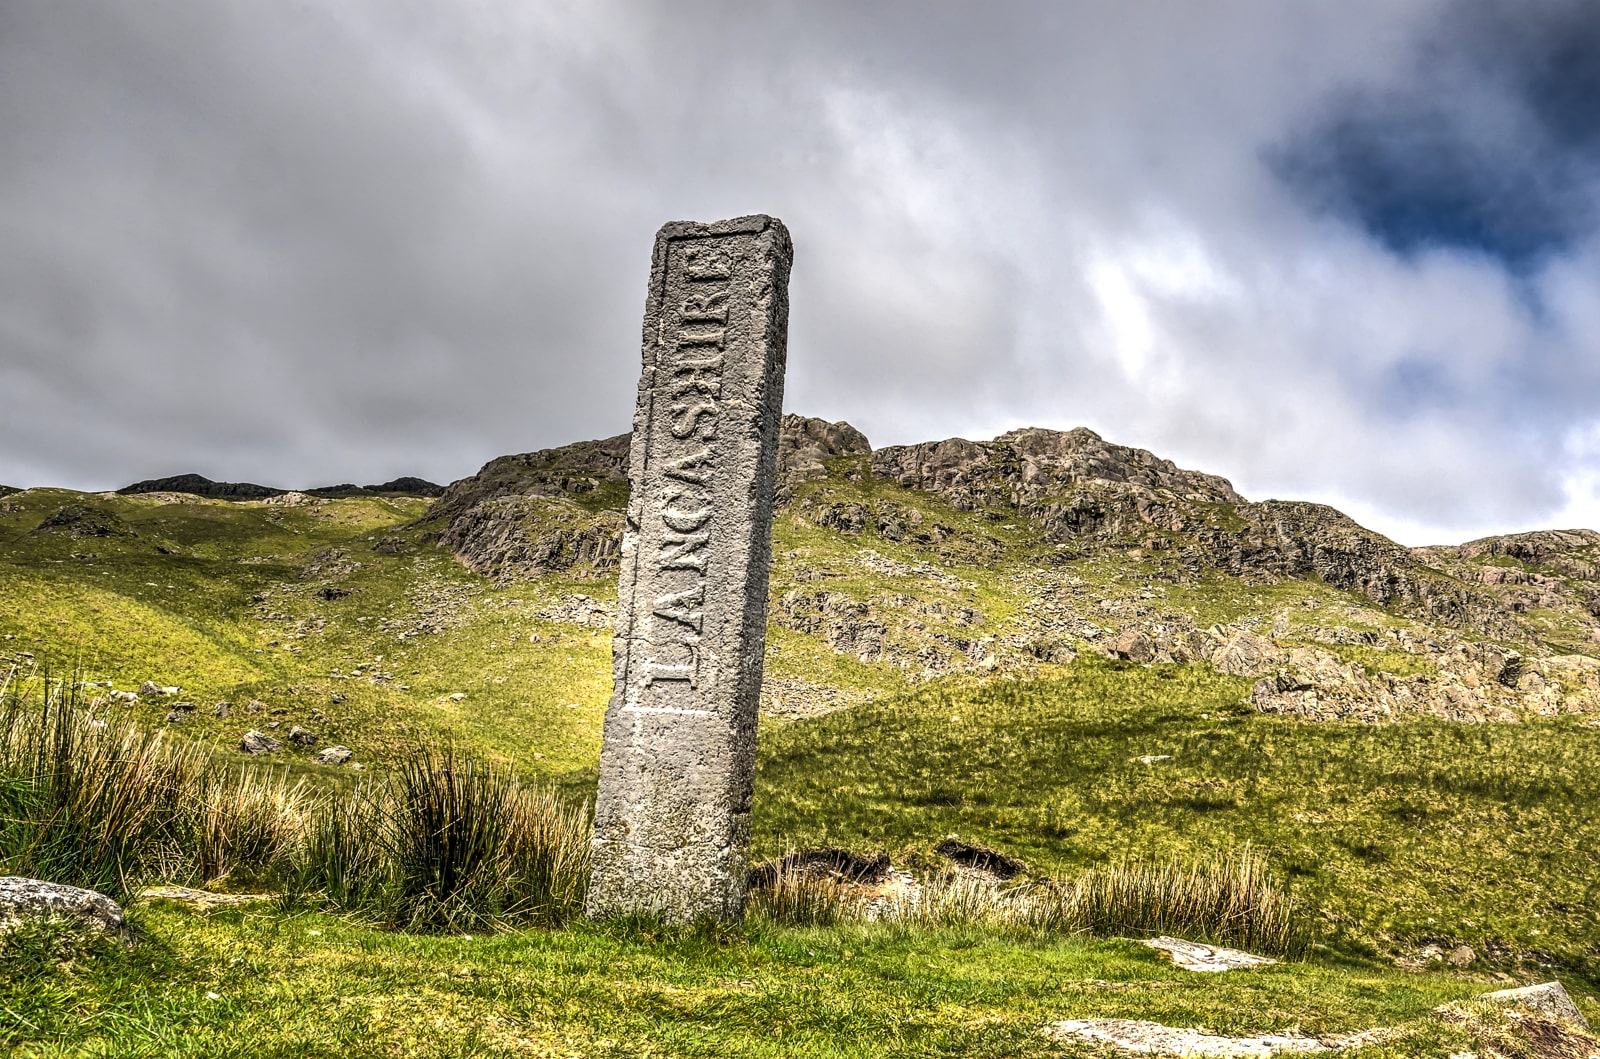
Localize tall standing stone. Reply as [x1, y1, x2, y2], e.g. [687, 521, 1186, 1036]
[586, 215, 792, 922]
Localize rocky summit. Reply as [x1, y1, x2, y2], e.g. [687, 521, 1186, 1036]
[432, 415, 1600, 722]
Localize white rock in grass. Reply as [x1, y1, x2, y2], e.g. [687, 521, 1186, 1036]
[1043, 1019, 1389, 1055]
[1480, 982, 1589, 1029]
[0, 877, 130, 943]
[314, 746, 352, 766]
[1144, 935, 1277, 972]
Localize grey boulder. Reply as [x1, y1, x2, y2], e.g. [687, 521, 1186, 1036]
[0, 876, 130, 943]
[1481, 981, 1589, 1029]
[314, 745, 352, 766]
[240, 730, 282, 754]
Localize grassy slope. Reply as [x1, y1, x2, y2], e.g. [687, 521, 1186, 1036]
[4, 471, 1600, 1053]
[754, 659, 1600, 984]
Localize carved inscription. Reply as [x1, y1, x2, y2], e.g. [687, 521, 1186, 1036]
[625, 247, 736, 707]
[587, 215, 792, 923]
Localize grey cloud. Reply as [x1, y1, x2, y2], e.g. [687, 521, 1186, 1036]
[1, 0, 1597, 544]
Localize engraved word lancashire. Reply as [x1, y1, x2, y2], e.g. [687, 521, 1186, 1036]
[630, 244, 734, 710]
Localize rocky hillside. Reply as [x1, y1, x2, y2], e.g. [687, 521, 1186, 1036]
[433, 416, 1600, 722]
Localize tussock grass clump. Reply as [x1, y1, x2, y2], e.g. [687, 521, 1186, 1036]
[750, 848, 1308, 956]
[1064, 850, 1305, 955]
[0, 670, 211, 896]
[383, 745, 589, 930]
[1, 668, 588, 930]
[296, 746, 591, 931]
[197, 766, 309, 887]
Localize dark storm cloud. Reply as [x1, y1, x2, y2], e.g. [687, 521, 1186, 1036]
[2, 0, 1599, 543]
[1275, 0, 1600, 267]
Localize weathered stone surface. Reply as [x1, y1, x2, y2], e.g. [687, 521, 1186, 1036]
[587, 215, 792, 922]
[1481, 981, 1589, 1029]
[775, 414, 870, 487]
[1144, 935, 1277, 972]
[313, 745, 353, 766]
[1042, 1019, 1388, 1055]
[0, 877, 130, 942]
[240, 730, 282, 754]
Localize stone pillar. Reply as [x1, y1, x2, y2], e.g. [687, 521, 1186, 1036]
[586, 215, 792, 922]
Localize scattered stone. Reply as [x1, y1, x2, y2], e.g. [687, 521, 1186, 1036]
[286, 725, 317, 747]
[1480, 982, 1589, 1029]
[1448, 944, 1476, 968]
[314, 746, 352, 766]
[1042, 1019, 1390, 1055]
[240, 730, 282, 754]
[0, 877, 130, 943]
[447, 692, 466, 702]
[1109, 628, 1156, 663]
[1137, 754, 1173, 765]
[213, 702, 231, 718]
[933, 838, 1025, 880]
[588, 214, 792, 924]
[1144, 935, 1277, 972]
[138, 680, 161, 696]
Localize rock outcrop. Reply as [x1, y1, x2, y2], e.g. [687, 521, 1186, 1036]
[775, 415, 871, 490]
[872, 426, 1244, 507]
[435, 417, 873, 580]
[119, 474, 284, 499]
[29, 505, 137, 539]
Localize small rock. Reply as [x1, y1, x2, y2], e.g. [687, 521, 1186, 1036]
[1480, 981, 1589, 1029]
[287, 726, 317, 747]
[309, 708, 325, 722]
[213, 702, 231, 718]
[266, 720, 280, 729]
[329, 693, 345, 704]
[1448, 944, 1475, 968]
[314, 746, 352, 766]
[240, 730, 282, 754]
[1144, 935, 1277, 972]
[0, 877, 130, 943]
[1043, 1018, 1385, 1055]
[164, 710, 184, 724]
[1108, 629, 1156, 664]
[138, 680, 161, 696]
[448, 692, 466, 702]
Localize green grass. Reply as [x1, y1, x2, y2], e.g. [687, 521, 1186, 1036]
[753, 656, 1600, 987]
[0, 905, 1501, 1058]
[6, 471, 1600, 1054]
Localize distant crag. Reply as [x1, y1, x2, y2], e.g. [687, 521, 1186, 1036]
[119, 473, 443, 500]
[305, 478, 446, 498]
[119, 474, 284, 499]
[434, 416, 871, 581]
[869, 428, 1516, 639]
[437, 418, 1525, 641]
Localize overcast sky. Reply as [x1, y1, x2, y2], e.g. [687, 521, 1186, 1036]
[3, 1, 1598, 545]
